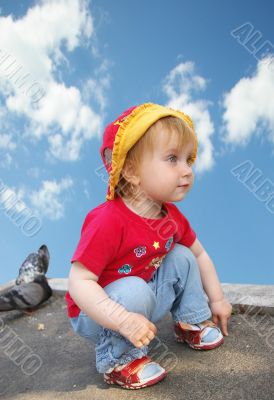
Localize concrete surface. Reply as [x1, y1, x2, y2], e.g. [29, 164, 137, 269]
[0, 285, 274, 400]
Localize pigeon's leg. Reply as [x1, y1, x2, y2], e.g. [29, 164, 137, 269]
[22, 309, 34, 316]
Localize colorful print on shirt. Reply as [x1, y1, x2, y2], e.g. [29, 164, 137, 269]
[165, 237, 173, 251]
[118, 264, 132, 274]
[134, 246, 147, 258]
[153, 241, 160, 249]
[145, 255, 166, 271]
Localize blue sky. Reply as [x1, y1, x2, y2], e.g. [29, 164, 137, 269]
[0, 0, 273, 285]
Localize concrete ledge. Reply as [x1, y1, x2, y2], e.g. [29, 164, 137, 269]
[1, 278, 273, 315]
[222, 283, 274, 316]
[48, 278, 68, 293]
[0, 278, 68, 295]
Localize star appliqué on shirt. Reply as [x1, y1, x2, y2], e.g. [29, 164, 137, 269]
[153, 241, 160, 249]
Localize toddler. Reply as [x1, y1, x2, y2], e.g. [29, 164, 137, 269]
[66, 103, 232, 390]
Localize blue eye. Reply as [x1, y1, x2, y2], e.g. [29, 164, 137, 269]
[167, 154, 177, 163]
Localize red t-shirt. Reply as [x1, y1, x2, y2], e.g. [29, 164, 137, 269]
[66, 196, 196, 317]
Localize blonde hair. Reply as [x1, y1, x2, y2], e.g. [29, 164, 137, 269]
[116, 116, 197, 199]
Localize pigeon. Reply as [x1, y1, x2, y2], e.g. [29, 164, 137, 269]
[0, 245, 52, 312]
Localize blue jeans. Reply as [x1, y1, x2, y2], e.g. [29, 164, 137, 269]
[70, 244, 211, 373]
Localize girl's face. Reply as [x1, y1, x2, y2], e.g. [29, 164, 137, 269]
[135, 127, 194, 204]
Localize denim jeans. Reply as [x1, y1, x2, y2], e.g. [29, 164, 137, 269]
[70, 244, 212, 373]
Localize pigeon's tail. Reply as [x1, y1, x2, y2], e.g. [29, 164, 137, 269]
[0, 278, 52, 312]
[38, 244, 50, 273]
[0, 293, 15, 311]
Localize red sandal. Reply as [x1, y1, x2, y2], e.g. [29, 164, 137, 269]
[174, 320, 224, 350]
[103, 355, 167, 390]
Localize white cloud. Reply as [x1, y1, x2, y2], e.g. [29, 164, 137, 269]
[27, 167, 41, 179]
[0, 153, 13, 169]
[0, 0, 93, 81]
[0, 0, 109, 162]
[29, 177, 74, 220]
[163, 62, 215, 172]
[0, 177, 73, 221]
[0, 184, 26, 214]
[0, 133, 16, 150]
[82, 59, 111, 111]
[222, 56, 274, 147]
[82, 179, 90, 200]
[7, 81, 103, 161]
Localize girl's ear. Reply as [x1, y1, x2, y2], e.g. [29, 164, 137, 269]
[121, 160, 140, 185]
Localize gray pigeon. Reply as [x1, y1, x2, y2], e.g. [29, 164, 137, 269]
[0, 245, 52, 311]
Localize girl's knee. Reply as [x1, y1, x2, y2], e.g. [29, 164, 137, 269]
[171, 243, 196, 264]
[105, 276, 156, 316]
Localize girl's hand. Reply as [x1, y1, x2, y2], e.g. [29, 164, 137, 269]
[209, 298, 232, 336]
[118, 311, 157, 348]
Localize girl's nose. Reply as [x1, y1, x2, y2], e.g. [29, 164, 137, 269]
[180, 161, 192, 176]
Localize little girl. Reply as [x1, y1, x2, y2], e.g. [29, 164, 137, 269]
[66, 103, 232, 390]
